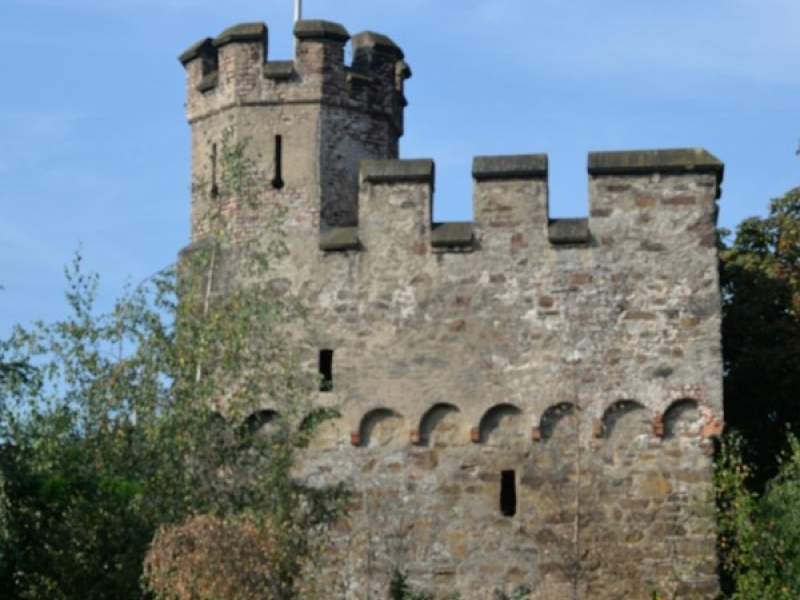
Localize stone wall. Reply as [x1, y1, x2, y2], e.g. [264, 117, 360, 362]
[179, 20, 724, 600]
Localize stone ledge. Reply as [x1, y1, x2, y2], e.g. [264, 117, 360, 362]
[198, 72, 218, 93]
[472, 154, 548, 180]
[361, 159, 434, 184]
[213, 23, 267, 48]
[588, 148, 723, 178]
[319, 227, 360, 252]
[431, 222, 474, 249]
[352, 31, 404, 59]
[345, 68, 375, 84]
[548, 218, 590, 245]
[179, 37, 214, 65]
[294, 20, 350, 43]
[396, 60, 412, 81]
[263, 61, 295, 80]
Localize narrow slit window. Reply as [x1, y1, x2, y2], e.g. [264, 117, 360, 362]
[319, 349, 333, 392]
[500, 470, 517, 517]
[210, 143, 219, 198]
[271, 134, 285, 189]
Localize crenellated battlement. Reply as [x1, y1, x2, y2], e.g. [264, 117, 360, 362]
[315, 148, 721, 257]
[179, 20, 409, 130]
[178, 18, 725, 600]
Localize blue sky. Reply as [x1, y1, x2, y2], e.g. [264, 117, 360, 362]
[1, 0, 798, 335]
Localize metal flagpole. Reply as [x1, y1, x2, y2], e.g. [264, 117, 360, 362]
[293, 0, 302, 54]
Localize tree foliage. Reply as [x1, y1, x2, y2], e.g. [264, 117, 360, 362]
[719, 186, 800, 485]
[0, 131, 346, 600]
[145, 511, 331, 600]
[717, 433, 800, 599]
[716, 185, 800, 598]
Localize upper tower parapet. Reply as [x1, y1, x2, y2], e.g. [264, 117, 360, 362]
[180, 20, 411, 235]
[178, 19, 410, 133]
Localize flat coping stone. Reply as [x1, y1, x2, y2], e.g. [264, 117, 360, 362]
[352, 31, 404, 59]
[197, 72, 218, 92]
[179, 37, 214, 65]
[361, 159, 434, 184]
[294, 20, 350, 43]
[472, 154, 548, 180]
[431, 222, 474, 248]
[548, 218, 590, 245]
[319, 227, 360, 252]
[588, 148, 723, 178]
[263, 61, 295, 79]
[214, 23, 267, 48]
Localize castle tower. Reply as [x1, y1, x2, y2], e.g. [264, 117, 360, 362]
[179, 20, 724, 600]
[179, 20, 410, 237]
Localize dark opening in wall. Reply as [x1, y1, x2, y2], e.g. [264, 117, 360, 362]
[319, 349, 333, 392]
[271, 135, 284, 189]
[500, 470, 517, 517]
[210, 143, 219, 198]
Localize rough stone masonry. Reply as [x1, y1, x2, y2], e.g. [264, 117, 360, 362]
[179, 18, 724, 600]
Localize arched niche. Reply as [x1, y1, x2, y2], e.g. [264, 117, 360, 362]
[539, 402, 579, 442]
[236, 410, 283, 452]
[358, 408, 405, 448]
[663, 398, 702, 439]
[241, 409, 280, 438]
[299, 408, 345, 451]
[601, 400, 649, 441]
[533, 402, 580, 478]
[418, 403, 462, 448]
[478, 404, 524, 447]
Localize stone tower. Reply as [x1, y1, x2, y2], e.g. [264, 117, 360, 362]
[179, 19, 725, 600]
[179, 20, 409, 239]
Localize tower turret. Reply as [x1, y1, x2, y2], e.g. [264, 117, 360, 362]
[179, 20, 410, 238]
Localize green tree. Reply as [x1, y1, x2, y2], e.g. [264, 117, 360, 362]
[0, 131, 346, 600]
[716, 432, 800, 599]
[0, 360, 31, 388]
[719, 186, 800, 486]
[0, 293, 35, 558]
